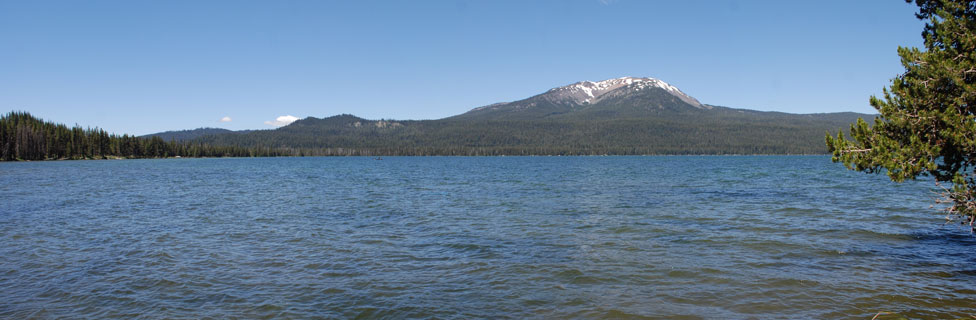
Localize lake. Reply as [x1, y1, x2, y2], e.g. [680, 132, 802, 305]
[1, 156, 974, 318]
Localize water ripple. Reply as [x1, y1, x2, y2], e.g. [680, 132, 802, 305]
[1, 156, 974, 318]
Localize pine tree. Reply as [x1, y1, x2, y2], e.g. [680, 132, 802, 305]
[827, 0, 976, 226]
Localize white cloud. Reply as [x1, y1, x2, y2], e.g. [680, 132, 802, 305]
[219, 116, 232, 122]
[265, 115, 299, 127]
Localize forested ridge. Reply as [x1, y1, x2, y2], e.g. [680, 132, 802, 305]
[3, 104, 871, 161]
[185, 106, 871, 156]
[0, 112, 289, 161]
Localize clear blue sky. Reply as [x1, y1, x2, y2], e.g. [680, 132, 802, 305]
[1, 0, 924, 135]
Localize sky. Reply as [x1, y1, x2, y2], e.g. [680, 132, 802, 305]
[1, 0, 925, 135]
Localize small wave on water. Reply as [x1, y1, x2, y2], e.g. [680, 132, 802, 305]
[1, 156, 975, 318]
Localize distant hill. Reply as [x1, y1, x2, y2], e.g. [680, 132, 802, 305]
[143, 127, 244, 142]
[151, 77, 875, 155]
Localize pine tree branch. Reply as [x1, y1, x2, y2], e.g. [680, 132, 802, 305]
[837, 147, 873, 153]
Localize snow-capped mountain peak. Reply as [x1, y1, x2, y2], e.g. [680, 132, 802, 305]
[544, 76, 702, 108]
[465, 76, 708, 116]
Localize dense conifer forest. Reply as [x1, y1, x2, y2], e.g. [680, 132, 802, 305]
[3, 105, 869, 161]
[183, 109, 869, 156]
[0, 112, 289, 161]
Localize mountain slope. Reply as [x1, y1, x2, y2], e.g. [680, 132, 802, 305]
[189, 111, 871, 155]
[452, 77, 708, 120]
[158, 76, 874, 155]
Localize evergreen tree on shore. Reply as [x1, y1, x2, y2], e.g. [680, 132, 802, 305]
[827, 0, 976, 226]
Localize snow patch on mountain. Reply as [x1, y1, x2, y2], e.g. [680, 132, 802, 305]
[545, 77, 704, 108]
[467, 76, 708, 114]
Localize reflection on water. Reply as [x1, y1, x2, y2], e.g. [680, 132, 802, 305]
[1, 156, 973, 318]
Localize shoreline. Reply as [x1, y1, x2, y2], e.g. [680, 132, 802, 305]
[0, 153, 834, 162]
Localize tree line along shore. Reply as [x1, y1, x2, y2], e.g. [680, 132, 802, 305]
[0, 112, 290, 161]
[1, 111, 845, 161]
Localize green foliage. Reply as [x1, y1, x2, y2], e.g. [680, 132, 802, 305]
[826, 0, 976, 225]
[0, 111, 292, 161]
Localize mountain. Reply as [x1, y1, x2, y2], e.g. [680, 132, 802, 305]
[452, 77, 707, 120]
[154, 77, 874, 155]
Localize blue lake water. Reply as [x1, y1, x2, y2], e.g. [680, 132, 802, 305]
[1, 156, 974, 318]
